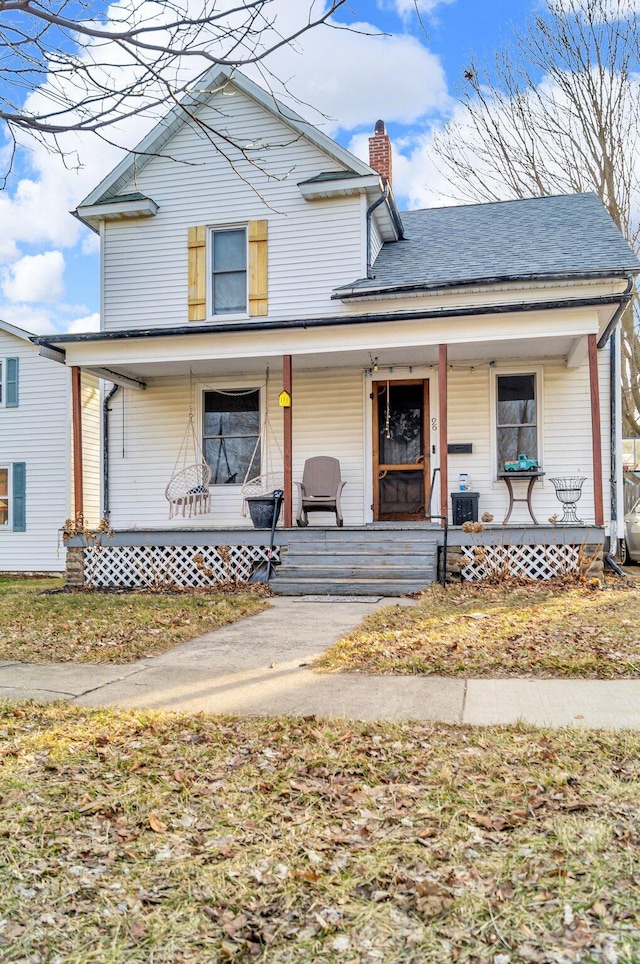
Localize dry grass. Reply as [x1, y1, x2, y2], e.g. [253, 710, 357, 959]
[0, 578, 269, 664]
[316, 581, 640, 678]
[0, 703, 638, 963]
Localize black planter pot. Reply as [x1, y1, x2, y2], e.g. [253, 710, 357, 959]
[246, 492, 283, 530]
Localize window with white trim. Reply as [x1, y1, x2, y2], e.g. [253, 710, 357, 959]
[203, 389, 260, 485]
[0, 467, 9, 526]
[495, 373, 539, 472]
[0, 360, 4, 406]
[210, 227, 247, 315]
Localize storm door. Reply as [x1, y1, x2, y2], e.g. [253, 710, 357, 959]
[372, 379, 430, 521]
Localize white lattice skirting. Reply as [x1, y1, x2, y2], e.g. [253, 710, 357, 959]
[461, 544, 580, 581]
[83, 544, 281, 588]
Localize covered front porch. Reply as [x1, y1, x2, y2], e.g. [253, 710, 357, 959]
[42, 294, 615, 592]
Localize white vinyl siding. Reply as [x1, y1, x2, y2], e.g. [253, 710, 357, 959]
[101, 86, 364, 332]
[369, 219, 384, 267]
[81, 374, 101, 528]
[446, 355, 610, 526]
[104, 352, 611, 531]
[0, 331, 69, 571]
[106, 368, 366, 528]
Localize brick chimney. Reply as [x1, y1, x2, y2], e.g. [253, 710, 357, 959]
[368, 119, 392, 186]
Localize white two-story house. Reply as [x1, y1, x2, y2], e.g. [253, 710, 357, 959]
[34, 68, 640, 593]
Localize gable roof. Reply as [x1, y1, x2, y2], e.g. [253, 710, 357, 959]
[78, 68, 375, 209]
[0, 318, 35, 343]
[334, 192, 640, 299]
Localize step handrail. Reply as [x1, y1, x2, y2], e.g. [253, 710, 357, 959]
[426, 513, 448, 587]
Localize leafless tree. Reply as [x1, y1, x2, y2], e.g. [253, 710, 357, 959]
[432, 0, 640, 434]
[0, 0, 349, 178]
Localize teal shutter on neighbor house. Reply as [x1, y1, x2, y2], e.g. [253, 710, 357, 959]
[12, 462, 26, 532]
[6, 358, 19, 407]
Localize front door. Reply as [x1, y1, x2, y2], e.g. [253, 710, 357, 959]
[373, 379, 430, 521]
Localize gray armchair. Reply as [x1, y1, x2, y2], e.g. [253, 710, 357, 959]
[295, 456, 346, 527]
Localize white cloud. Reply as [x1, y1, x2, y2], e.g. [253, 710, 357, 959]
[381, 0, 457, 19]
[253, 13, 449, 133]
[66, 312, 100, 333]
[2, 250, 65, 303]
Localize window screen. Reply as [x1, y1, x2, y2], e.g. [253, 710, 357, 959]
[203, 390, 260, 485]
[496, 374, 537, 469]
[211, 229, 247, 314]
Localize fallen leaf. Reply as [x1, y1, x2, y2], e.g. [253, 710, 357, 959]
[149, 812, 167, 833]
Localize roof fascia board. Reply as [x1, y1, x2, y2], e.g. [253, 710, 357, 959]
[1, 319, 35, 342]
[77, 68, 374, 212]
[76, 198, 159, 225]
[298, 173, 380, 199]
[333, 268, 638, 300]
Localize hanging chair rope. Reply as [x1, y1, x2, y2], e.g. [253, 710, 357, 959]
[165, 377, 212, 519]
[241, 368, 283, 500]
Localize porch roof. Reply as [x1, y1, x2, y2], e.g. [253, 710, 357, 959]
[31, 289, 622, 384]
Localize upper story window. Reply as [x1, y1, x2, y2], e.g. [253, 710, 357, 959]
[0, 360, 3, 406]
[495, 373, 539, 472]
[210, 228, 247, 315]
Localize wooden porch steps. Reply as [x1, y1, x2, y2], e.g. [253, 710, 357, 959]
[271, 527, 439, 596]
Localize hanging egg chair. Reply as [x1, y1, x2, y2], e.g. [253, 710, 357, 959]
[165, 412, 212, 519]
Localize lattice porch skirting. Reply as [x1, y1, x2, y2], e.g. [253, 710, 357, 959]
[460, 544, 582, 581]
[80, 544, 281, 589]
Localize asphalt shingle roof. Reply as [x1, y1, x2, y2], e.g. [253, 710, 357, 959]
[335, 193, 640, 297]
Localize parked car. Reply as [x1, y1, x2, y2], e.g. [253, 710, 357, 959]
[620, 498, 640, 563]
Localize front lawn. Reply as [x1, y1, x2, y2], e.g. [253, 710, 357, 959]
[316, 581, 640, 678]
[0, 703, 638, 963]
[0, 579, 269, 664]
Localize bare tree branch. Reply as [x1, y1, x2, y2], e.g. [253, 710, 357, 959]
[432, 0, 640, 435]
[0, 0, 351, 159]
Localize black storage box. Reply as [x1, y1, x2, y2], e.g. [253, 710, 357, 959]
[451, 491, 479, 525]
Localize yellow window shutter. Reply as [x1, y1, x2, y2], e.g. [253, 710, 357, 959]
[187, 225, 206, 321]
[248, 219, 268, 316]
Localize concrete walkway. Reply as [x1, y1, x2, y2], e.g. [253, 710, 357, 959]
[1, 596, 639, 728]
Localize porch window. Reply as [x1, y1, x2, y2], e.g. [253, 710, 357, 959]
[0, 467, 8, 526]
[210, 228, 247, 315]
[203, 389, 260, 485]
[496, 373, 538, 471]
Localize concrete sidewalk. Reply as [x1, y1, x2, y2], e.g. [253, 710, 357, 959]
[1, 596, 639, 728]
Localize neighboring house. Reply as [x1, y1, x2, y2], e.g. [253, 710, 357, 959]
[0, 319, 100, 573]
[33, 69, 640, 593]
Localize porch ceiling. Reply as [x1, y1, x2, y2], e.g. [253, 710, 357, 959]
[81, 334, 583, 381]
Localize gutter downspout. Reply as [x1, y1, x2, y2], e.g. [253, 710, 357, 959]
[610, 328, 619, 555]
[597, 274, 634, 349]
[366, 181, 389, 279]
[103, 383, 120, 520]
[597, 274, 635, 556]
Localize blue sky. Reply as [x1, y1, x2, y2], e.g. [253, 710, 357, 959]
[0, 0, 539, 335]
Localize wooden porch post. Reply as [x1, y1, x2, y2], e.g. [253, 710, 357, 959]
[283, 354, 293, 527]
[588, 334, 604, 526]
[438, 344, 448, 526]
[71, 366, 84, 522]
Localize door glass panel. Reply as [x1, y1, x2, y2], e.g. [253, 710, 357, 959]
[378, 383, 423, 464]
[379, 470, 424, 516]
